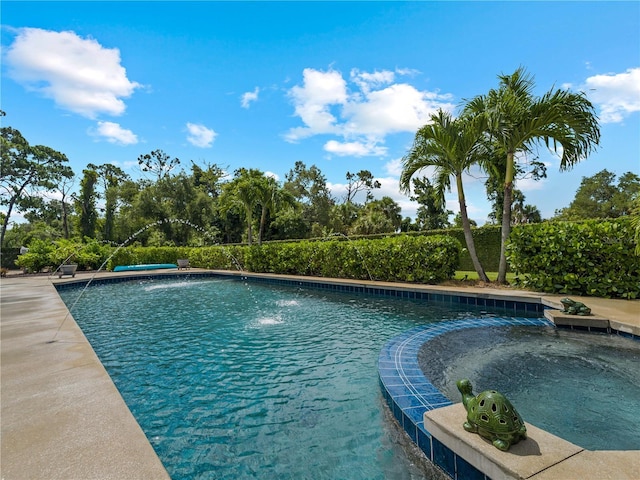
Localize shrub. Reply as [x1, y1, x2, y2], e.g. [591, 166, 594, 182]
[104, 235, 459, 283]
[244, 235, 461, 283]
[47, 239, 112, 271]
[506, 219, 640, 299]
[421, 226, 502, 272]
[14, 239, 55, 273]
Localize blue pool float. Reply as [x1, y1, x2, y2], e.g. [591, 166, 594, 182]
[113, 263, 178, 272]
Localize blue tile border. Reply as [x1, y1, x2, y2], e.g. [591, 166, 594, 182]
[53, 271, 547, 316]
[377, 316, 553, 479]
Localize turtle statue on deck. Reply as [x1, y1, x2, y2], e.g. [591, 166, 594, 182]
[560, 298, 592, 316]
[456, 379, 527, 451]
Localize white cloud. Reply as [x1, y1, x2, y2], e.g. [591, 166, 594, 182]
[350, 68, 395, 93]
[241, 87, 260, 108]
[324, 140, 387, 157]
[285, 67, 455, 154]
[515, 176, 547, 192]
[91, 121, 138, 145]
[285, 68, 348, 141]
[265, 171, 279, 180]
[384, 158, 403, 177]
[5, 27, 141, 118]
[343, 83, 454, 137]
[186, 123, 217, 148]
[584, 67, 640, 123]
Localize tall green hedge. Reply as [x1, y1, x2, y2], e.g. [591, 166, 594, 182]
[301, 226, 502, 272]
[245, 235, 461, 283]
[107, 235, 461, 284]
[506, 219, 640, 299]
[421, 226, 502, 271]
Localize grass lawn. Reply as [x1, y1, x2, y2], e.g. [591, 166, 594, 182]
[452, 270, 518, 284]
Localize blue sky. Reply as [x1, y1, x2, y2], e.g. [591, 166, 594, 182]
[2, 1, 639, 224]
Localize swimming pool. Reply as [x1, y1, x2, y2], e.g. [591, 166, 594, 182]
[57, 276, 534, 480]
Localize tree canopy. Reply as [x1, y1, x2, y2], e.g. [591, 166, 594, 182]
[1, 126, 73, 247]
[554, 169, 639, 220]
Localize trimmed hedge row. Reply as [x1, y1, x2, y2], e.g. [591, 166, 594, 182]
[506, 219, 640, 299]
[420, 226, 502, 272]
[245, 235, 461, 283]
[39, 226, 498, 275]
[108, 234, 461, 284]
[308, 226, 503, 272]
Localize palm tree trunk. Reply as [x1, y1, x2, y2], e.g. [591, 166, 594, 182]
[457, 175, 490, 282]
[258, 206, 268, 245]
[498, 152, 516, 283]
[245, 208, 253, 246]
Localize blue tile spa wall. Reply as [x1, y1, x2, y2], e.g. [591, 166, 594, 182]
[378, 317, 553, 480]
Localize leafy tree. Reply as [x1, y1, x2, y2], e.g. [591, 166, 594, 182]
[76, 168, 99, 239]
[344, 170, 381, 204]
[411, 177, 452, 230]
[58, 174, 76, 239]
[20, 173, 76, 239]
[554, 169, 640, 220]
[400, 216, 420, 232]
[465, 67, 600, 283]
[372, 196, 402, 231]
[631, 197, 640, 256]
[111, 179, 143, 244]
[511, 191, 542, 224]
[284, 161, 334, 233]
[401, 109, 490, 282]
[191, 161, 226, 198]
[350, 207, 395, 235]
[0, 126, 73, 247]
[137, 149, 180, 181]
[484, 153, 546, 224]
[269, 208, 309, 240]
[350, 196, 402, 235]
[89, 163, 129, 242]
[329, 202, 361, 235]
[453, 212, 477, 228]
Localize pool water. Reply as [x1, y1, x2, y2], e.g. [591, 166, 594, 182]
[59, 277, 518, 480]
[419, 325, 640, 451]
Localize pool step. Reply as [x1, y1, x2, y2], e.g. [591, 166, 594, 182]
[544, 309, 610, 332]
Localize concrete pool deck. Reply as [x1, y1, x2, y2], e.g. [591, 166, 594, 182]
[1, 269, 638, 479]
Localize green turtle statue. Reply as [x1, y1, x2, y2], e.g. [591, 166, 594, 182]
[456, 379, 527, 451]
[560, 298, 592, 316]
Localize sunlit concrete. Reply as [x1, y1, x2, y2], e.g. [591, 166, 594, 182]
[1, 273, 170, 480]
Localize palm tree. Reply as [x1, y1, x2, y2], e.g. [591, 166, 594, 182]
[255, 176, 295, 245]
[400, 109, 490, 282]
[219, 169, 262, 245]
[465, 67, 600, 283]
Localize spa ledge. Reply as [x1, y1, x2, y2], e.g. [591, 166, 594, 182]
[423, 403, 640, 480]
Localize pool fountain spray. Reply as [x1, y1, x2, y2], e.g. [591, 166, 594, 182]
[50, 218, 234, 341]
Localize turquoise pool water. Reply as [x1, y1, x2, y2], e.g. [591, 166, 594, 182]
[58, 276, 519, 480]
